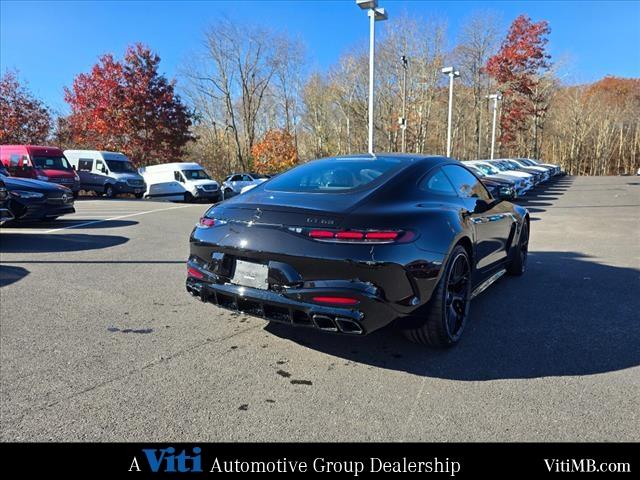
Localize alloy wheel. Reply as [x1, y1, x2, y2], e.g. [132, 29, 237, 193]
[520, 225, 529, 271]
[444, 253, 471, 338]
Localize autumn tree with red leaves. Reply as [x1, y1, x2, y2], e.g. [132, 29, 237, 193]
[64, 44, 193, 165]
[0, 71, 52, 144]
[251, 129, 298, 175]
[486, 15, 551, 156]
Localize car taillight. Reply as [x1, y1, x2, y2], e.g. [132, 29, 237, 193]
[312, 296, 359, 306]
[197, 217, 215, 228]
[335, 231, 364, 240]
[309, 229, 334, 239]
[364, 231, 399, 240]
[187, 266, 204, 279]
[307, 229, 409, 243]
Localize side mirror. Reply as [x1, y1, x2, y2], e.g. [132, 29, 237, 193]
[473, 198, 492, 214]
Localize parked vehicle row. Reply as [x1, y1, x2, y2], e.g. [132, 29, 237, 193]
[463, 157, 563, 199]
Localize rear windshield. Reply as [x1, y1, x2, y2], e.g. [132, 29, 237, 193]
[106, 160, 136, 173]
[265, 158, 404, 193]
[32, 155, 72, 170]
[183, 169, 210, 180]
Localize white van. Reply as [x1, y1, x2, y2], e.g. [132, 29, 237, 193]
[65, 150, 146, 198]
[138, 162, 221, 202]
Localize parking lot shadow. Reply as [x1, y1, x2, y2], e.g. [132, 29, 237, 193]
[7, 219, 138, 230]
[0, 233, 128, 253]
[266, 251, 640, 380]
[0, 265, 29, 287]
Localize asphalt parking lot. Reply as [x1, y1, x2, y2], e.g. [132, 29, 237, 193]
[1, 176, 639, 441]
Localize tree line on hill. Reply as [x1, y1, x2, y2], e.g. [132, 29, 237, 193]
[1, 13, 638, 178]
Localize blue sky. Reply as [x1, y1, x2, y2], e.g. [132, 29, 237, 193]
[2, 0, 639, 113]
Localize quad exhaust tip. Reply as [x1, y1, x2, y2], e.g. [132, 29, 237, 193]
[313, 314, 363, 335]
[312, 314, 338, 332]
[335, 317, 364, 334]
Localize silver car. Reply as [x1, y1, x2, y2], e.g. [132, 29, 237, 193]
[221, 173, 270, 199]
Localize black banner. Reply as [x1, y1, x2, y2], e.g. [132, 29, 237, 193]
[0, 443, 636, 476]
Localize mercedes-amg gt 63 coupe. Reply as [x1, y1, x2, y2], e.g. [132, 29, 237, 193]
[186, 154, 530, 347]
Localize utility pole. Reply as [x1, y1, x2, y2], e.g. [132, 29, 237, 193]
[357, 0, 388, 154]
[441, 66, 460, 157]
[399, 55, 408, 152]
[487, 92, 502, 160]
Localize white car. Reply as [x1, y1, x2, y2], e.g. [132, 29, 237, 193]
[139, 162, 221, 203]
[479, 160, 538, 184]
[467, 161, 534, 194]
[222, 173, 270, 199]
[519, 158, 562, 176]
[510, 158, 550, 175]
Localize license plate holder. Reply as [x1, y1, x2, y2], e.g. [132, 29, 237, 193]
[232, 260, 268, 290]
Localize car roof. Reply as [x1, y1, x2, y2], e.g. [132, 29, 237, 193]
[327, 153, 450, 169]
[143, 162, 202, 170]
[2, 145, 64, 155]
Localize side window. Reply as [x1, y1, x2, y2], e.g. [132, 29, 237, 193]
[242, 175, 252, 182]
[95, 160, 105, 173]
[174, 171, 184, 182]
[442, 165, 491, 200]
[9, 154, 21, 167]
[420, 168, 457, 196]
[78, 159, 93, 171]
[231, 175, 242, 182]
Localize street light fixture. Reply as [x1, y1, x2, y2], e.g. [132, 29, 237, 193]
[399, 55, 408, 153]
[357, 0, 388, 154]
[441, 66, 460, 157]
[487, 92, 502, 160]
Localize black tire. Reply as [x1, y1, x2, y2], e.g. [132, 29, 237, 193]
[73, 191, 79, 199]
[104, 184, 115, 198]
[134, 193, 144, 199]
[507, 221, 529, 276]
[402, 245, 472, 348]
[223, 188, 233, 200]
[184, 192, 194, 203]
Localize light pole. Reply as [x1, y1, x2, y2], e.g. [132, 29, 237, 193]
[357, 0, 388, 154]
[441, 66, 460, 157]
[399, 55, 408, 152]
[487, 92, 502, 160]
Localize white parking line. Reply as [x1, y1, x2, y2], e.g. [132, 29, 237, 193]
[43, 204, 200, 233]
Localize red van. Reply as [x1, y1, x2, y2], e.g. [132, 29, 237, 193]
[0, 145, 80, 196]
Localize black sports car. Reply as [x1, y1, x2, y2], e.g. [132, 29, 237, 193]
[187, 154, 529, 347]
[0, 164, 75, 222]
